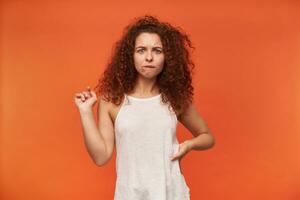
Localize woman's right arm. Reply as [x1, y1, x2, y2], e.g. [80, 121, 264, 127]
[75, 87, 115, 166]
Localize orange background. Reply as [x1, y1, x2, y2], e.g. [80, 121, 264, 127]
[1, 0, 300, 199]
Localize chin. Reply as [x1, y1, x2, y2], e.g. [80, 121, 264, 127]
[138, 74, 158, 80]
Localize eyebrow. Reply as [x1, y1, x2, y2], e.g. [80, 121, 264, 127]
[135, 46, 163, 49]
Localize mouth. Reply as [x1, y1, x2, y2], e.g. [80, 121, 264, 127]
[143, 65, 155, 68]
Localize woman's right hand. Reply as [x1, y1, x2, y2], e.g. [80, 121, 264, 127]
[74, 86, 98, 112]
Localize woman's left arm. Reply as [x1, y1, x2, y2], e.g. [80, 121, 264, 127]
[178, 102, 215, 151]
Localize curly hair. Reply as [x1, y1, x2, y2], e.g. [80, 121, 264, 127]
[94, 15, 195, 116]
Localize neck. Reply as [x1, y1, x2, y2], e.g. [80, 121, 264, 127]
[132, 76, 159, 95]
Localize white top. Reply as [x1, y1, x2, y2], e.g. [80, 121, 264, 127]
[113, 93, 190, 200]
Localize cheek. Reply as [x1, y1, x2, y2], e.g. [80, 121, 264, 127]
[133, 54, 137, 62]
[134, 54, 142, 64]
[158, 55, 165, 65]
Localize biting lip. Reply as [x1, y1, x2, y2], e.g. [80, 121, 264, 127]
[143, 65, 155, 68]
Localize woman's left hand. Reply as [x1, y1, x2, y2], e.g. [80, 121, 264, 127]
[170, 140, 193, 161]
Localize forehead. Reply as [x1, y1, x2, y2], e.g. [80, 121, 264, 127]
[135, 32, 162, 47]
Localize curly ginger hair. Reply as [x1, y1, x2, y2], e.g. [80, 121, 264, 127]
[94, 15, 195, 116]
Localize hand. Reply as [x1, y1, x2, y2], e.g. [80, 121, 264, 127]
[74, 86, 98, 111]
[170, 140, 193, 162]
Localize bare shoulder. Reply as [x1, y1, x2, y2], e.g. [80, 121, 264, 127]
[98, 95, 123, 125]
[98, 95, 112, 112]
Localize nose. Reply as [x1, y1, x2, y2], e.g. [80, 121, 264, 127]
[145, 51, 153, 62]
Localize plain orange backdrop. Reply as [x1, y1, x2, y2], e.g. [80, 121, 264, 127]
[1, 0, 300, 199]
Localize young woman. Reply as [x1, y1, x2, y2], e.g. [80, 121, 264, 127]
[74, 15, 215, 200]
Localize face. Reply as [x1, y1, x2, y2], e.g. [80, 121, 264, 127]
[133, 32, 165, 80]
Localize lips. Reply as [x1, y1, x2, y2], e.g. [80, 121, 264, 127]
[143, 65, 155, 68]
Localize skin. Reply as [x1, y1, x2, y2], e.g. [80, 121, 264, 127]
[74, 32, 215, 166]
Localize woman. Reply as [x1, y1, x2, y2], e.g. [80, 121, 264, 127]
[74, 15, 215, 200]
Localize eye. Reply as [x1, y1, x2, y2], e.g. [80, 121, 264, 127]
[137, 49, 144, 53]
[155, 49, 162, 54]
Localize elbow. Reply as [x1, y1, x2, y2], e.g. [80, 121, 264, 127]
[95, 162, 106, 167]
[94, 158, 108, 167]
[91, 147, 110, 167]
[93, 156, 108, 167]
[94, 153, 111, 167]
[209, 134, 216, 148]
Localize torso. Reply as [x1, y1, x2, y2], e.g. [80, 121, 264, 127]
[112, 92, 190, 199]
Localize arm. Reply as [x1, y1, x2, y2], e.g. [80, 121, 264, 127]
[79, 108, 107, 165]
[178, 102, 215, 151]
[77, 95, 115, 166]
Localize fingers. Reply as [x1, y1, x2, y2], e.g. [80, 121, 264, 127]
[83, 91, 91, 98]
[75, 93, 86, 102]
[80, 86, 91, 97]
[170, 153, 180, 161]
[170, 143, 189, 161]
[75, 86, 96, 102]
[90, 90, 97, 97]
[85, 86, 98, 98]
